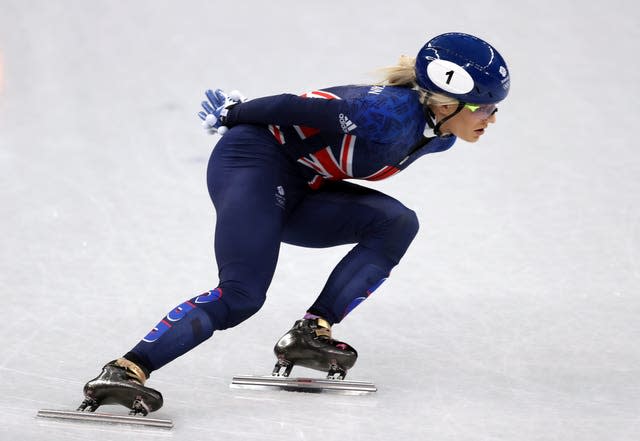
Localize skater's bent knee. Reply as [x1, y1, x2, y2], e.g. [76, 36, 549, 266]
[385, 208, 419, 242]
[213, 284, 267, 329]
[362, 208, 419, 264]
[397, 209, 419, 237]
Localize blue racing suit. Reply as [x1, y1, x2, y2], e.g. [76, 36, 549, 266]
[127, 85, 457, 374]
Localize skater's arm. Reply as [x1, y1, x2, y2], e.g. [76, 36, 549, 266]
[224, 94, 401, 142]
[225, 94, 349, 132]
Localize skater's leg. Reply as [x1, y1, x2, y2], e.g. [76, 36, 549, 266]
[125, 127, 305, 374]
[283, 181, 419, 324]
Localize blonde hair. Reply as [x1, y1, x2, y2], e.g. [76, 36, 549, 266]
[377, 55, 459, 107]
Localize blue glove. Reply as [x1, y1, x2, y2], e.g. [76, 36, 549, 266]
[198, 89, 246, 135]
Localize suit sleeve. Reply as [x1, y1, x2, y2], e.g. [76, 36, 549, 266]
[225, 94, 349, 133]
[224, 92, 408, 143]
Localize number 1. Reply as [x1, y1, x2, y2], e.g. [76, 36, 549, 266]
[445, 70, 454, 84]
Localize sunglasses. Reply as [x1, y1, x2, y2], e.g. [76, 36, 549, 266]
[464, 103, 498, 118]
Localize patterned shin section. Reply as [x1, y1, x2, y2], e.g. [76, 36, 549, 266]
[128, 288, 223, 372]
[309, 261, 391, 324]
[341, 273, 388, 320]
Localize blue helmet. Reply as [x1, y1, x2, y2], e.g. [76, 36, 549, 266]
[415, 32, 510, 104]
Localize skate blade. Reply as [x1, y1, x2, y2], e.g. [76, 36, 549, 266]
[231, 375, 377, 394]
[36, 409, 173, 429]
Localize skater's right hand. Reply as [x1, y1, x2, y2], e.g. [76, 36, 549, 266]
[198, 89, 246, 135]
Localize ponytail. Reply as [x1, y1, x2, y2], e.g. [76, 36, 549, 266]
[377, 55, 459, 107]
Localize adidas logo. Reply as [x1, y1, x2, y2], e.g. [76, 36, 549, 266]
[339, 113, 357, 133]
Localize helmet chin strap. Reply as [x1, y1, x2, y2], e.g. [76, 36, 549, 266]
[433, 102, 465, 137]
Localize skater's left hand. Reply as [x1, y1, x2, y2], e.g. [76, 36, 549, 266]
[198, 89, 247, 135]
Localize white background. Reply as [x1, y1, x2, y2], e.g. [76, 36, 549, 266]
[1, 1, 639, 440]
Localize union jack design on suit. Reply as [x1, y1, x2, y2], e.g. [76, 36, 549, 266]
[267, 89, 403, 189]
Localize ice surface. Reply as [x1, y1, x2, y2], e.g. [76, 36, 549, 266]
[1, 1, 639, 440]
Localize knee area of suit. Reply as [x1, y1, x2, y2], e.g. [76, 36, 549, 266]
[382, 208, 420, 240]
[215, 286, 267, 329]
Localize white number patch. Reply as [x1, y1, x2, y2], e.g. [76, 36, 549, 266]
[426, 59, 475, 95]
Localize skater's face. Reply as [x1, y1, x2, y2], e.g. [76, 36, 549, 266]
[433, 103, 498, 142]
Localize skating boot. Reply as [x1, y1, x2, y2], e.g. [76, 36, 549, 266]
[77, 358, 163, 416]
[273, 318, 357, 380]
